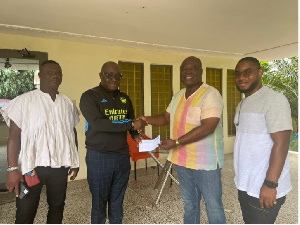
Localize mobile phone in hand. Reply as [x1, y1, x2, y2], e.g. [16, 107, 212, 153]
[17, 182, 29, 199]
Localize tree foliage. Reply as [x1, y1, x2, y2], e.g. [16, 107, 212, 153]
[260, 57, 298, 132]
[0, 70, 36, 99]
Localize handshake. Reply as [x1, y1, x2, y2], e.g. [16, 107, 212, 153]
[131, 116, 148, 132]
[131, 115, 177, 150]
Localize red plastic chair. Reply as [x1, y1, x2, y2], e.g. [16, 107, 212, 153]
[127, 133, 159, 182]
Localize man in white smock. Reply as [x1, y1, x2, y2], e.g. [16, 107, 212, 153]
[0, 60, 80, 224]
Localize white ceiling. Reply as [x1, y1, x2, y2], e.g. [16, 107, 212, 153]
[0, 0, 298, 61]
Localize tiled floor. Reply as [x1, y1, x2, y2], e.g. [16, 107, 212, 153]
[0, 152, 298, 224]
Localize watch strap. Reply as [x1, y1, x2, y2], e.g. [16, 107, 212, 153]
[7, 166, 18, 172]
[264, 179, 278, 188]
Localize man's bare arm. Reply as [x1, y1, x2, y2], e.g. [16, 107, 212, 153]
[140, 111, 170, 126]
[177, 117, 220, 145]
[160, 117, 220, 150]
[259, 130, 291, 208]
[6, 120, 23, 195]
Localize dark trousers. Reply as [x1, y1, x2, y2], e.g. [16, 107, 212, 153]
[238, 190, 286, 224]
[15, 167, 69, 224]
[86, 149, 131, 224]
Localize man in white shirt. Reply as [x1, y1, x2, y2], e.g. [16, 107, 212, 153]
[0, 60, 80, 224]
[233, 57, 292, 224]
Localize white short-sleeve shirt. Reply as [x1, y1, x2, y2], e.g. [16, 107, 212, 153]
[0, 89, 80, 174]
[234, 86, 292, 199]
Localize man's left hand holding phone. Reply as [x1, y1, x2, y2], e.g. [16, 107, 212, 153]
[6, 166, 30, 199]
[6, 120, 31, 199]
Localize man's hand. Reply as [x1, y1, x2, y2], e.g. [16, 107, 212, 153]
[136, 112, 170, 127]
[6, 170, 23, 197]
[68, 168, 79, 181]
[259, 184, 277, 208]
[133, 118, 147, 131]
[133, 134, 144, 142]
[136, 116, 148, 124]
[159, 139, 177, 150]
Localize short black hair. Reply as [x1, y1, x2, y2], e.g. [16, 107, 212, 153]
[101, 61, 119, 73]
[237, 57, 261, 68]
[40, 60, 60, 70]
[181, 56, 202, 69]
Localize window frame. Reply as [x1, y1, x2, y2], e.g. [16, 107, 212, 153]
[118, 61, 145, 117]
[150, 64, 173, 140]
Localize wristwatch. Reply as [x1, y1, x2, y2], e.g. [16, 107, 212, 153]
[7, 166, 18, 172]
[264, 179, 278, 188]
[175, 139, 181, 147]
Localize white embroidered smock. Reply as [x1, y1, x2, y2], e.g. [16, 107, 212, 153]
[0, 89, 80, 175]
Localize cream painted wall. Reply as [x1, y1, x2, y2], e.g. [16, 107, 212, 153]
[1, 33, 238, 180]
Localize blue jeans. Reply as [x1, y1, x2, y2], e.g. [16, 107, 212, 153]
[175, 165, 226, 224]
[238, 190, 286, 224]
[86, 149, 131, 224]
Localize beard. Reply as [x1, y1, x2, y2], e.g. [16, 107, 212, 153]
[236, 78, 260, 94]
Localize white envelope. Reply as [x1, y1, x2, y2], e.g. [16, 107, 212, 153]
[138, 135, 160, 152]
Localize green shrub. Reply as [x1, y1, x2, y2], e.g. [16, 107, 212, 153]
[290, 133, 298, 152]
[0, 70, 35, 99]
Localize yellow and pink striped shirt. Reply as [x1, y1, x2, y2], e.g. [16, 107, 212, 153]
[167, 84, 224, 170]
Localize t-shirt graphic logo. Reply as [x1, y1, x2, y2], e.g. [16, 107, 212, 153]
[120, 97, 126, 104]
[101, 99, 108, 103]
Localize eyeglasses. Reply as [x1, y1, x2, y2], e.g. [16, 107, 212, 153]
[234, 68, 260, 79]
[101, 72, 123, 80]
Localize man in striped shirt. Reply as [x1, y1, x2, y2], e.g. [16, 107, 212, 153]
[140, 56, 226, 224]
